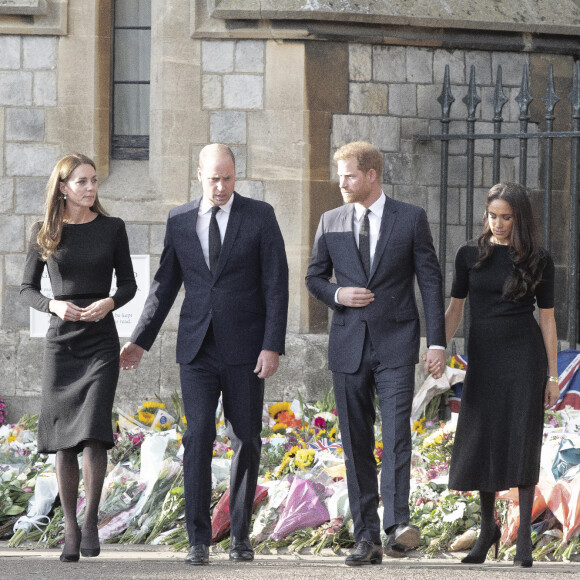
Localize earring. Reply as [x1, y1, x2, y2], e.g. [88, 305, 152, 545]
[63, 194, 67, 201]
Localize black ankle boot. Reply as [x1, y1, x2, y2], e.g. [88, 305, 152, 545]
[461, 525, 501, 564]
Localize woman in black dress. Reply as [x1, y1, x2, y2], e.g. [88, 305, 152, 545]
[442, 182, 560, 567]
[20, 154, 136, 562]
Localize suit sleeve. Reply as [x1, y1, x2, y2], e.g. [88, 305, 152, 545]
[412, 208, 446, 348]
[259, 205, 289, 354]
[130, 213, 183, 351]
[305, 214, 343, 311]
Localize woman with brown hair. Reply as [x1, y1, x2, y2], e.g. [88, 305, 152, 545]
[21, 154, 136, 562]
[442, 182, 560, 567]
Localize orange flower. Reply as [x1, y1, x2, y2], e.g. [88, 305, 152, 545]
[276, 410, 302, 429]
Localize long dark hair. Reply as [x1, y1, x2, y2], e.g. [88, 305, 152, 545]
[475, 182, 544, 301]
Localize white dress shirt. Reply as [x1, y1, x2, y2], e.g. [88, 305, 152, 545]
[196, 195, 234, 269]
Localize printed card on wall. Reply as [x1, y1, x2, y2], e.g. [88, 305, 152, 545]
[29, 255, 150, 338]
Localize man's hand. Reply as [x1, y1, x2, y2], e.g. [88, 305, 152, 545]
[120, 342, 145, 370]
[254, 349, 279, 379]
[337, 287, 374, 308]
[422, 348, 446, 379]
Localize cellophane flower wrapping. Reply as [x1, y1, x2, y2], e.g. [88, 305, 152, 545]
[98, 463, 145, 521]
[250, 479, 291, 543]
[211, 484, 268, 542]
[270, 474, 331, 541]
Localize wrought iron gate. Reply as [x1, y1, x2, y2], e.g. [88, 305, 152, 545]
[416, 62, 580, 348]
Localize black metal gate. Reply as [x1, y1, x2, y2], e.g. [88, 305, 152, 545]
[415, 62, 580, 348]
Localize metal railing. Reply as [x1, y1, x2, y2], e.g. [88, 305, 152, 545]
[415, 62, 580, 348]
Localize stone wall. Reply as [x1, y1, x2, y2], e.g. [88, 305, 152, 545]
[0, 0, 579, 422]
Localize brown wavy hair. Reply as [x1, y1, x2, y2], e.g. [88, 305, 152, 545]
[475, 182, 544, 301]
[35, 153, 108, 261]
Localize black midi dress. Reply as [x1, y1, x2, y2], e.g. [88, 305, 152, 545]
[447, 241, 554, 492]
[20, 215, 137, 454]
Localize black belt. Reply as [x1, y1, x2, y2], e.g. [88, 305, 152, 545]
[54, 293, 109, 300]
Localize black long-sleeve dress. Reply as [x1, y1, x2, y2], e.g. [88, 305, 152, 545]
[21, 215, 137, 453]
[448, 241, 554, 492]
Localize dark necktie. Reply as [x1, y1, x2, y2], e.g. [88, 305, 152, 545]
[209, 206, 221, 273]
[359, 208, 371, 278]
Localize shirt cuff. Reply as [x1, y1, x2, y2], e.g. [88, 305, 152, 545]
[334, 287, 342, 304]
[428, 345, 445, 350]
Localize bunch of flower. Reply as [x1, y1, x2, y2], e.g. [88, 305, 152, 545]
[410, 483, 481, 556]
[137, 401, 166, 426]
[109, 431, 145, 466]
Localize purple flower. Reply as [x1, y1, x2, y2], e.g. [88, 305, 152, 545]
[549, 417, 559, 427]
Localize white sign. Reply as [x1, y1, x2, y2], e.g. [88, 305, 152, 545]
[29, 255, 150, 338]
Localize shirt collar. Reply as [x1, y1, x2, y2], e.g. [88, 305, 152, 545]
[354, 192, 385, 221]
[200, 193, 234, 215]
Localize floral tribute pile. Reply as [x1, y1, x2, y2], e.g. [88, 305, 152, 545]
[1, 362, 580, 562]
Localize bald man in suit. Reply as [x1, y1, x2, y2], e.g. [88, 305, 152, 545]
[121, 144, 289, 565]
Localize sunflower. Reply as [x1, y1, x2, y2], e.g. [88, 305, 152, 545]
[328, 425, 338, 442]
[294, 448, 316, 470]
[269, 401, 291, 420]
[272, 422, 287, 433]
[138, 410, 155, 425]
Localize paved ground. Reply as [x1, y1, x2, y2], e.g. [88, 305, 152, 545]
[1, 542, 578, 580]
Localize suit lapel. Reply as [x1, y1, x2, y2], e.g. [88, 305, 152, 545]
[370, 195, 398, 281]
[213, 192, 242, 279]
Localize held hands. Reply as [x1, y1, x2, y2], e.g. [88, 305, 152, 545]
[337, 287, 374, 308]
[545, 380, 560, 409]
[421, 349, 446, 380]
[254, 349, 279, 379]
[49, 297, 114, 322]
[120, 342, 145, 370]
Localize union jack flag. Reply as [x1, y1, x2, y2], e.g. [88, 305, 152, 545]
[308, 439, 342, 452]
[554, 349, 580, 410]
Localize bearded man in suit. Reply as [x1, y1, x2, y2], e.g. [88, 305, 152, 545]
[120, 143, 289, 565]
[306, 141, 446, 565]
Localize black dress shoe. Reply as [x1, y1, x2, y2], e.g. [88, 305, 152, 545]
[345, 540, 383, 566]
[229, 537, 254, 561]
[384, 534, 408, 558]
[393, 523, 420, 549]
[185, 544, 209, 565]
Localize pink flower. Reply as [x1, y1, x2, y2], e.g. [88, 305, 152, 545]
[313, 417, 326, 429]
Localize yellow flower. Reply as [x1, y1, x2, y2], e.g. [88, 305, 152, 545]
[138, 410, 155, 425]
[272, 422, 287, 433]
[412, 418, 426, 434]
[335, 447, 343, 455]
[263, 471, 272, 481]
[224, 449, 234, 459]
[140, 401, 165, 412]
[328, 425, 337, 441]
[8, 435, 16, 444]
[269, 401, 291, 419]
[181, 416, 187, 425]
[295, 448, 316, 470]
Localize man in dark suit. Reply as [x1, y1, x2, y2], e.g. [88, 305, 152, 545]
[120, 144, 289, 565]
[306, 141, 446, 565]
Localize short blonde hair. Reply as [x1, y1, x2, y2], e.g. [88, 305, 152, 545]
[333, 141, 383, 176]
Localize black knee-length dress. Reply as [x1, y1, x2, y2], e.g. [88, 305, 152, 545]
[20, 215, 137, 454]
[448, 241, 554, 492]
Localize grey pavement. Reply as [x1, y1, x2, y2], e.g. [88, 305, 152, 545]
[0, 541, 578, 580]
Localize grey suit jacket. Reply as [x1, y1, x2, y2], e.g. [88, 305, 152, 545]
[131, 192, 289, 365]
[305, 195, 445, 373]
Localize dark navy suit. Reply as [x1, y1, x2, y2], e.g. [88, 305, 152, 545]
[306, 195, 445, 542]
[131, 192, 288, 545]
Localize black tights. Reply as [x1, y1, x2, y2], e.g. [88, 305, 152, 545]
[56, 440, 108, 554]
[471, 486, 535, 562]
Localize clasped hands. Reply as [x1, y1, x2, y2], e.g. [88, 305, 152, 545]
[49, 297, 114, 323]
